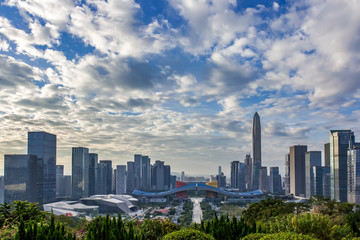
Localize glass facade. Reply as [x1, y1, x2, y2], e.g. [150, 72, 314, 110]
[4, 154, 40, 203]
[72, 147, 89, 199]
[28, 131, 56, 204]
[305, 151, 321, 198]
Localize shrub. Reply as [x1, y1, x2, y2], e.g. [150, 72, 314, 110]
[136, 219, 180, 240]
[259, 232, 318, 240]
[162, 228, 215, 240]
[241, 233, 266, 240]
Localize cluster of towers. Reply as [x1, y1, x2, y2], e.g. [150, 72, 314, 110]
[230, 112, 281, 194]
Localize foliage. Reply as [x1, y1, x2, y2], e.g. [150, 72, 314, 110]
[200, 202, 216, 221]
[85, 214, 134, 240]
[242, 198, 309, 225]
[0, 201, 46, 227]
[257, 232, 318, 240]
[14, 215, 76, 240]
[196, 214, 255, 240]
[136, 219, 180, 240]
[258, 213, 353, 240]
[178, 202, 193, 226]
[241, 233, 266, 240]
[161, 228, 215, 240]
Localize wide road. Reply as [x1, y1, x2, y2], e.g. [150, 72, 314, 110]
[191, 198, 203, 224]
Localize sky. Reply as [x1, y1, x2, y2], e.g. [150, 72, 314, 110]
[0, 0, 360, 177]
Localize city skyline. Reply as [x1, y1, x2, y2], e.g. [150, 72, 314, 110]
[1, 0, 360, 176]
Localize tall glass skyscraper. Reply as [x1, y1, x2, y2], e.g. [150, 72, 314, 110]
[251, 112, 261, 190]
[28, 131, 56, 204]
[330, 130, 355, 202]
[347, 142, 360, 204]
[72, 147, 89, 199]
[4, 154, 41, 203]
[290, 145, 307, 197]
[305, 151, 321, 198]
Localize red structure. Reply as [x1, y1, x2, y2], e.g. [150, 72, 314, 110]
[175, 181, 188, 198]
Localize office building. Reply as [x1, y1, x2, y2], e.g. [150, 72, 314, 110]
[290, 145, 307, 197]
[126, 161, 135, 194]
[231, 161, 240, 189]
[0, 176, 4, 204]
[259, 166, 269, 192]
[151, 161, 165, 190]
[313, 166, 330, 198]
[305, 151, 321, 198]
[270, 167, 282, 194]
[28, 131, 56, 203]
[99, 160, 113, 194]
[141, 156, 151, 190]
[324, 143, 330, 167]
[72, 147, 90, 199]
[330, 130, 355, 202]
[116, 165, 127, 194]
[251, 112, 261, 190]
[170, 175, 176, 189]
[348, 142, 360, 204]
[4, 154, 41, 203]
[164, 165, 171, 190]
[244, 154, 252, 190]
[88, 153, 98, 196]
[284, 153, 290, 195]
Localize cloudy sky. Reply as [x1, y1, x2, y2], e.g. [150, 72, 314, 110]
[0, 0, 359, 177]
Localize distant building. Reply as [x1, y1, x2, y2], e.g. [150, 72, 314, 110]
[290, 145, 307, 197]
[251, 112, 261, 190]
[88, 153, 98, 196]
[347, 142, 360, 204]
[151, 160, 166, 190]
[313, 166, 330, 198]
[284, 153, 291, 195]
[259, 167, 269, 192]
[170, 175, 176, 189]
[231, 161, 240, 189]
[330, 130, 355, 202]
[305, 151, 321, 198]
[164, 165, 171, 190]
[324, 143, 330, 167]
[28, 131, 56, 204]
[0, 176, 4, 204]
[99, 160, 113, 194]
[270, 167, 282, 194]
[4, 154, 41, 203]
[180, 171, 185, 182]
[116, 165, 127, 194]
[56, 165, 71, 199]
[72, 147, 90, 199]
[244, 154, 252, 190]
[126, 161, 135, 194]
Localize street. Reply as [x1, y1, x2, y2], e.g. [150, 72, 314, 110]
[191, 198, 203, 223]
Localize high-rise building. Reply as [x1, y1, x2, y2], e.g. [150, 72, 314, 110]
[72, 147, 89, 199]
[290, 145, 307, 197]
[126, 161, 135, 194]
[141, 156, 151, 190]
[284, 153, 291, 195]
[324, 143, 330, 167]
[244, 154, 252, 190]
[305, 151, 321, 198]
[0, 176, 4, 204]
[134, 154, 142, 189]
[99, 160, 113, 194]
[88, 153, 98, 196]
[164, 165, 171, 190]
[28, 131, 56, 204]
[330, 130, 355, 202]
[270, 167, 282, 194]
[170, 175, 177, 189]
[347, 142, 360, 204]
[4, 154, 41, 203]
[180, 171, 185, 182]
[259, 166, 269, 192]
[231, 161, 240, 189]
[152, 160, 165, 190]
[251, 112, 261, 190]
[313, 166, 330, 198]
[116, 165, 127, 194]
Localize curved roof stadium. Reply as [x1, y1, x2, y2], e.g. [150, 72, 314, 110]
[132, 183, 264, 198]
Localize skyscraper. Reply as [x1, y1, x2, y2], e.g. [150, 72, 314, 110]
[88, 153, 98, 196]
[152, 160, 165, 190]
[324, 143, 330, 167]
[270, 167, 282, 194]
[284, 153, 290, 195]
[251, 112, 261, 190]
[330, 130, 355, 202]
[231, 161, 240, 189]
[126, 161, 135, 194]
[313, 166, 330, 198]
[99, 160, 113, 194]
[116, 165, 127, 194]
[141, 156, 151, 190]
[290, 145, 307, 197]
[259, 166, 269, 192]
[28, 131, 56, 204]
[305, 151, 321, 198]
[4, 154, 41, 203]
[244, 154, 252, 190]
[72, 147, 89, 199]
[347, 142, 360, 204]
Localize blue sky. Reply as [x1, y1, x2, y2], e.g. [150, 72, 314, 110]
[0, 0, 360, 177]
